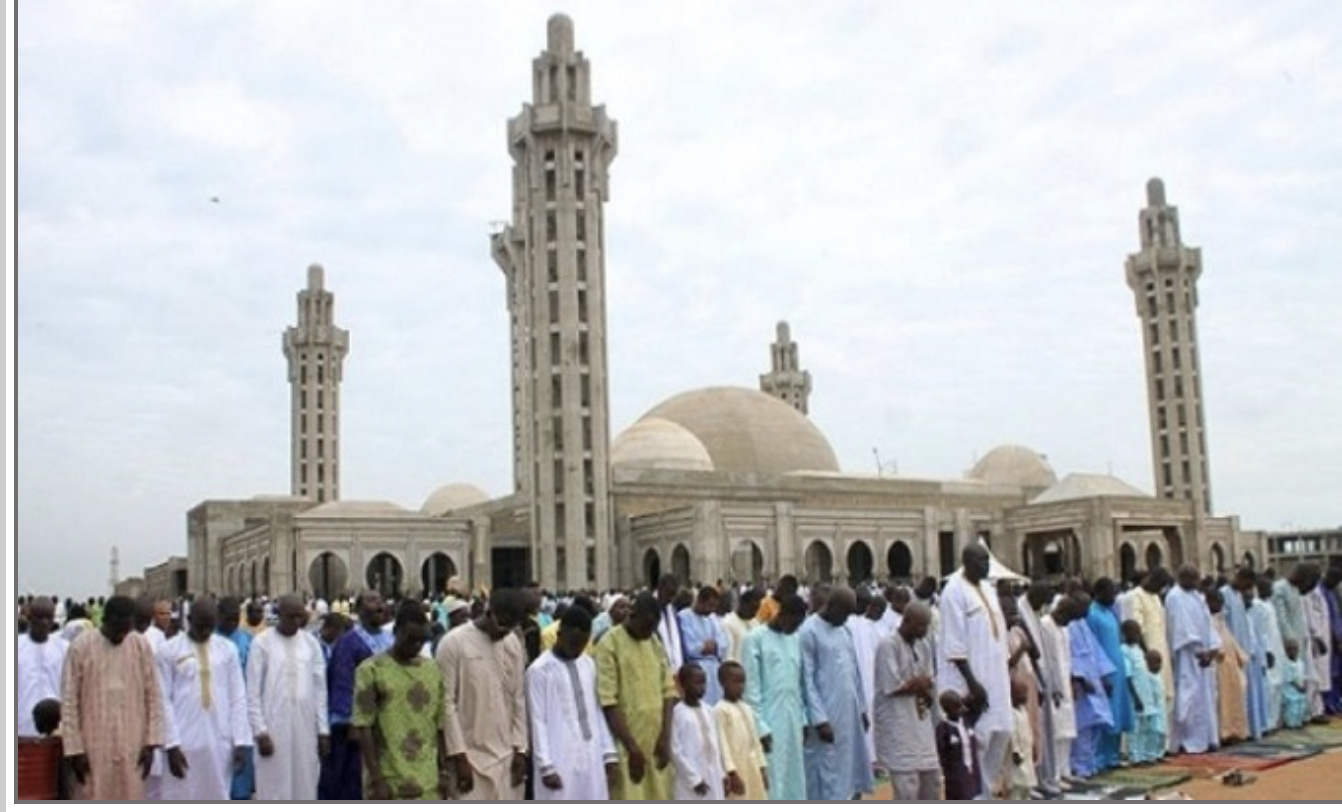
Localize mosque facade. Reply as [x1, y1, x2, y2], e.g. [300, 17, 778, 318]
[151, 15, 1269, 602]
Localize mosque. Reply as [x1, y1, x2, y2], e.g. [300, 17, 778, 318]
[146, 15, 1269, 601]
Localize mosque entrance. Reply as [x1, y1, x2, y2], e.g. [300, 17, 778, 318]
[366, 553, 404, 598]
[491, 547, 530, 589]
[308, 552, 349, 601]
[421, 553, 458, 598]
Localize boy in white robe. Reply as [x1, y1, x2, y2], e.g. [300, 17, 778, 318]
[671, 663, 726, 800]
[526, 605, 618, 800]
[157, 598, 251, 801]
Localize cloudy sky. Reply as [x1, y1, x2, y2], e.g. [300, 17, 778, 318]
[13, 2, 1341, 598]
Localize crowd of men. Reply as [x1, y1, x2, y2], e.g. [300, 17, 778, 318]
[14, 546, 1342, 801]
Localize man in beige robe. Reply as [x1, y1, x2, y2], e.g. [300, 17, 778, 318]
[61, 595, 166, 800]
[436, 588, 529, 800]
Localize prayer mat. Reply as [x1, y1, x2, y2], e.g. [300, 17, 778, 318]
[1164, 752, 1295, 774]
[1269, 725, 1342, 748]
[1086, 766, 1192, 792]
[1223, 740, 1323, 760]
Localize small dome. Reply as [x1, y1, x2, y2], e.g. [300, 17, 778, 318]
[639, 386, 840, 475]
[612, 417, 715, 472]
[969, 445, 1057, 489]
[421, 483, 491, 515]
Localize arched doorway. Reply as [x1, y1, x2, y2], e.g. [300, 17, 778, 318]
[671, 544, 691, 584]
[643, 548, 662, 589]
[804, 540, 833, 584]
[1210, 543, 1225, 576]
[261, 557, 270, 596]
[1119, 543, 1137, 584]
[421, 553, 457, 598]
[249, 561, 258, 597]
[730, 540, 764, 585]
[1042, 540, 1064, 577]
[846, 540, 874, 587]
[1243, 551, 1256, 570]
[366, 553, 404, 598]
[308, 552, 349, 601]
[887, 541, 913, 581]
[1145, 542, 1163, 572]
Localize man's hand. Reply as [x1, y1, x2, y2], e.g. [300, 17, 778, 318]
[510, 752, 528, 787]
[367, 775, 391, 801]
[1012, 751, 1024, 765]
[1101, 676, 1114, 696]
[66, 754, 90, 785]
[967, 678, 989, 712]
[604, 761, 619, 788]
[760, 733, 773, 754]
[137, 746, 156, 780]
[318, 734, 331, 760]
[816, 722, 835, 744]
[1314, 638, 1328, 657]
[232, 745, 249, 773]
[1266, 652, 1276, 670]
[762, 768, 770, 793]
[166, 746, 189, 779]
[438, 767, 452, 800]
[1134, 697, 1145, 714]
[453, 753, 475, 796]
[541, 772, 564, 791]
[702, 639, 718, 656]
[1052, 690, 1064, 708]
[694, 780, 710, 796]
[861, 713, 870, 732]
[627, 748, 647, 784]
[255, 733, 275, 758]
[654, 735, 671, 770]
[727, 770, 745, 796]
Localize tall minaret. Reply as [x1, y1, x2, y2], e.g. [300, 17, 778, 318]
[759, 320, 812, 414]
[491, 15, 618, 590]
[283, 264, 349, 503]
[109, 545, 119, 595]
[1125, 178, 1212, 515]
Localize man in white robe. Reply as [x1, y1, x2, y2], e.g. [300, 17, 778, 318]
[437, 587, 529, 801]
[156, 598, 251, 801]
[1165, 565, 1221, 754]
[247, 594, 330, 801]
[1039, 597, 1076, 787]
[17, 597, 68, 737]
[847, 593, 885, 769]
[1302, 565, 1333, 717]
[1251, 576, 1287, 731]
[720, 588, 761, 664]
[526, 605, 617, 800]
[938, 544, 1013, 799]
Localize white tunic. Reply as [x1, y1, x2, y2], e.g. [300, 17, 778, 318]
[16, 635, 68, 737]
[525, 650, 617, 800]
[670, 702, 726, 800]
[246, 628, 329, 801]
[846, 615, 881, 763]
[937, 570, 1014, 735]
[1039, 616, 1076, 739]
[156, 634, 250, 801]
[1303, 588, 1333, 705]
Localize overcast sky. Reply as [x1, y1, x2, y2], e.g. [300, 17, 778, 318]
[13, 2, 1341, 598]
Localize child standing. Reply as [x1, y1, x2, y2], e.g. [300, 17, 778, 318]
[1008, 678, 1038, 800]
[671, 663, 727, 800]
[713, 661, 768, 800]
[1281, 641, 1309, 729]
[1120, 620, 1166, 764]
[936, 690, 982, 801]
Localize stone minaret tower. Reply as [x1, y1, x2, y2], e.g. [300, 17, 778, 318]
[109, 545, 119, 595]
[491, 15, 618, 589]
[283, 263, 349, 504]
[1125, 178, 1212, 515]
[759, 320, 812, 414]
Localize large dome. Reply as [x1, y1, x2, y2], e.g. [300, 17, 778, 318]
[421, 483, 491, 515]
[611, 417, 715, 472]
[968, 444, 1057, 489]
[637, 386, 840, 475]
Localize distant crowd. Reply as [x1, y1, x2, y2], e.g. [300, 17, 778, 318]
[15, 548, 1342, 801]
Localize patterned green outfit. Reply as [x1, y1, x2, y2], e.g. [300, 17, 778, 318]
[352, 653, 446, 800]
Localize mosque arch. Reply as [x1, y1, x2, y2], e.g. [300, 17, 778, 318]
[846, 540, 874, 587]
[887, 540, 914, 581]
[1242, 550, 1256, 570]
[249, 561, 258, 597]
[643, 548, 662, 589]
[366, 552, 404, 598]
[804, 540, 833, 584]
[308, 552, 349, 601]
[261, 557, 270, 596]
[1145, 542, 1164, 572]
[1210, 542, 1226, 575]
[730, 539, 764, 585]
[421, 552, 457, 598]
[670, 544, 691, 584]
[1119, 542, 1137, 584]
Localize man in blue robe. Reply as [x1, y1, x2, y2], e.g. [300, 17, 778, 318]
[1167, 565, 1221, 754]
[800, 586, 873, 800]
[742, 594, 808, 801]
[678, 586, 731, 704]
[1087, 579, 1132, 771]
[1221, 569, 1268, 739]
[1069, 590, 1114, 778]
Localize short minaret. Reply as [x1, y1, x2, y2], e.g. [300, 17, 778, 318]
[109, 545, 119, 595]
[759, 320, 812, 415]
[283, 264, 349, 503]
[1125, 178, 1212, 514]
[491, 15, 618, 590]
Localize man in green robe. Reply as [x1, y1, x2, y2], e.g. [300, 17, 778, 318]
[596, 593, 677, 800]
[742, 593, 809, 800]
